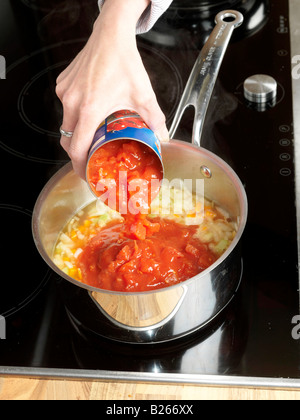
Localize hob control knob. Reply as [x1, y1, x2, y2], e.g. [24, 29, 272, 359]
[243, 74, 277, 104]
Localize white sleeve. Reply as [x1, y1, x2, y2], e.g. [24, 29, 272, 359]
[97, 0, 173, 34]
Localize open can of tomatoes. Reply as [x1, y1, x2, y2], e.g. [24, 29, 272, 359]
[86, 110, 164, 214]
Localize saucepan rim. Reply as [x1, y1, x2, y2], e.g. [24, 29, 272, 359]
[32, 139, 248, 296]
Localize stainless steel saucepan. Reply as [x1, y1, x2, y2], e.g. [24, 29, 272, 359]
[32, 10, 247, 344]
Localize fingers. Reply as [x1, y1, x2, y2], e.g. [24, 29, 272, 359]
[127, 61, 169, 143]
[135, 96, 170, 144]
[58, 96, 80, 156]
[60, 114, 78, 153]
[56, 69, 92, 178]
[59, 99, 169, 181]
[154, 123, 170, 144]
[56, 41, 169, 180]
[60, 103, 168, 181]
[65, 110, 103, 179]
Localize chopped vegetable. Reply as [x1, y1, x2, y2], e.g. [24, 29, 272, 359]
[53, 184, 237, 291]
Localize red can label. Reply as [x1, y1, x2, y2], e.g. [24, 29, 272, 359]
[88, 110, 162, 160]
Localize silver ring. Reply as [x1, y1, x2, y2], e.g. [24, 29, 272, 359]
[60, 127, 74, 138]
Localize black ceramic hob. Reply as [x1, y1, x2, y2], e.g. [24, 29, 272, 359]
[0, 0, 299, 387]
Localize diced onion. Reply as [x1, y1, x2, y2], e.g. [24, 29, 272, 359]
[53, 184, 237, 282]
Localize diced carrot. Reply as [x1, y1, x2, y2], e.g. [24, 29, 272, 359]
[70, 230, 77, 240]
[205, 207, 216, 218]
[69, 268, 78, 278]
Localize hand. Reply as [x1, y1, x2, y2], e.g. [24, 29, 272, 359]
[56, 0, 169, 179]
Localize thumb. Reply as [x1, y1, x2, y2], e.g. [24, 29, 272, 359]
[137, 100, 170, 143]
[153, 122, 170, 143]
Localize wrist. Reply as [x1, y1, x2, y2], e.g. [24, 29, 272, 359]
[99, 0, 151, 32]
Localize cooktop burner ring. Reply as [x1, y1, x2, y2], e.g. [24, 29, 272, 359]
[1, 40, 182, 165]
[138, 43, 183, 125]
[0, 204, 51, 318]
[0, 40, 85, 164]
[17, 61, 69, 138]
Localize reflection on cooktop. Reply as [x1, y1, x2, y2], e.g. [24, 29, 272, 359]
[70, 289, 248, 376]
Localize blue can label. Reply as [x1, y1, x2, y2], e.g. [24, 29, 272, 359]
[88, 110, 162, 160]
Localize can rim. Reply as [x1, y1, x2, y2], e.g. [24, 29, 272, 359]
[86, 137, 165, 202]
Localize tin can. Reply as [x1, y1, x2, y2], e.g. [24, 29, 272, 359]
[88, 110, 162, 161]
[86, 110, 164, 212]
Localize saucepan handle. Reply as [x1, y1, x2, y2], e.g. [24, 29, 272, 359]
[169, 10, 244, 148]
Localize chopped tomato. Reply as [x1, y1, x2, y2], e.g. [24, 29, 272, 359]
[198, 253, 216, 270]
[87, 140, 163, 214]
[78, 216, 217, 292]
